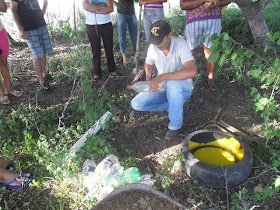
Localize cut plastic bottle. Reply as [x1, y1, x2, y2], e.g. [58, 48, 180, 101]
[127, 81, 166, 93]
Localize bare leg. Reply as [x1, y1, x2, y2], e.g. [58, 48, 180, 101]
[0, 158, 10, 168]
[33, 57, 45, 85]
[204, 46, 217, 91]
[0, 56, 22, 97]
[0, 56, 12, 93]
[41, 54, 47, 78]
[121, 52, 128, 67]
[191, 46, 200, 61]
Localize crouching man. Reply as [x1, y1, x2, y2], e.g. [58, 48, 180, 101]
[131, 20, 197, 139]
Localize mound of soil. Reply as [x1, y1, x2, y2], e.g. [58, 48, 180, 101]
[94, 184, 185, 210]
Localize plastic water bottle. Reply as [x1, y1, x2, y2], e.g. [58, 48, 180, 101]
[83, 159, 97, 190]
[94, 154, 121, 178]
[85, 155, 123, 201]
[127, 81, 166, 93]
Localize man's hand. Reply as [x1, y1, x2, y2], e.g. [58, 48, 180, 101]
[149, 75, 163, 92]
[20, 29, 28, 39]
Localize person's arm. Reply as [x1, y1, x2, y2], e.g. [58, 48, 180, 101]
[218, 0, 231, 7]
[180, 0, 208, 10]
[41, 0, 48, 15]
[149, 60, 197, 92]
[145, 63, 154, 81]
[82, 0, 113, 14]
[139, 0, 166, 6]
[10, 1, 28, 39]
[0, 0, 7, 12]
[82, 0, 106, 13]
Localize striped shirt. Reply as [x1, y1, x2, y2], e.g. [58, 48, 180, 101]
[144, 4, 163, 9]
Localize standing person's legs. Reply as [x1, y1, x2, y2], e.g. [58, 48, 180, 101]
[143, 10, 153, 42]
[27, 27, 51, 92]
[204, 46, 216, 91]
[127, 14, 138, 53]
[100, 22, 117, 74]
[33, 57, 45, 84]
[0, 56, 22, 97]
[143, 9, 165, 43]
[116, 13, 129, 66]
[39, 26, 52, 81]
[203, 19, 221, 91]
[87, 24, 102, 78]
[0, 29, 21, 101]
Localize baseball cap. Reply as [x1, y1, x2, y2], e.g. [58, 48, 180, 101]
[149, 20, 171, 45]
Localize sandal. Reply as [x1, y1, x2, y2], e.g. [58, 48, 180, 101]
[0, 172, 32, 188]
[5, 90, 22, 97]
[0, 95, 10, 105]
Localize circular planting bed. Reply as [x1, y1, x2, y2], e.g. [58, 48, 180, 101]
[181, 130, 253, 188]
[93, 183, 186, 210]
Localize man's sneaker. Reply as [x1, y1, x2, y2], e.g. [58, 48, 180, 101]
[44, 74, 53, 83]
[165, 128, 180, 139]
[39, 83, 52, 94]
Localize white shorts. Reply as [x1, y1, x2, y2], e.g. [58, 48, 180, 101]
[184, 19, 221, 50]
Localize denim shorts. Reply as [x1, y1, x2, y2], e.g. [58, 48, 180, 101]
[0, 29, 9, 56]
[184, 19, 221, 50]
[27, 25, 53, 59]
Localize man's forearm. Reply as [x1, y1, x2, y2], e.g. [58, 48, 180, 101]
[158, 60, 197, 81]
[145, 63, 154, 81]
[180, 0, 206, 10]
[219, 0, 231, 7]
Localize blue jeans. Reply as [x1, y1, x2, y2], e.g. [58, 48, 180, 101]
[143, 8, 164, 42]
[131, 80, 193, 130]
[115, 13, 138, 53]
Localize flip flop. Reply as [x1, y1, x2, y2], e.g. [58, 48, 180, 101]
[5, 155, 21, 170]
[0, 95, 10, 105]
[0, 172, 32, 188]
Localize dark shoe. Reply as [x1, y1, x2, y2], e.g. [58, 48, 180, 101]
[165, 129, 180, 139]
[44, 74, 53, 83]
[39, 83, 52, 94]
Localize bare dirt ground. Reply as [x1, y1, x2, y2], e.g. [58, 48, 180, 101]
[1, 43, 279, 209]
